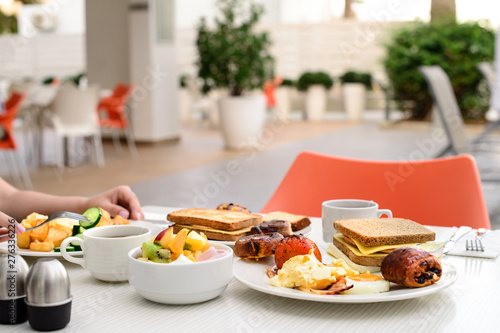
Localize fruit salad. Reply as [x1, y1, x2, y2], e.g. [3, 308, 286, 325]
[137, 227, 227, 263]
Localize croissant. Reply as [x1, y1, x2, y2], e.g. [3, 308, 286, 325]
[381, 247, 442, 288]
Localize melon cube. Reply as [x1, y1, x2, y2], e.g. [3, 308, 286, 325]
[185, 231, 208, 252]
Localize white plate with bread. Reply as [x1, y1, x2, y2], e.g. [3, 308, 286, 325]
[233, 256, 457, 303]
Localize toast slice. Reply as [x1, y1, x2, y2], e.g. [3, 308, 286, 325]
[333, 218, 435, 247]
[167, 208, 262, 231]
[172, 224, 251, 242]
[262, 211, 311, 231]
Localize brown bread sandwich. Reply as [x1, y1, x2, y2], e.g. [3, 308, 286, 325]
[167, 208, 262, 242]
[327, 218, 435, 272]
[262, 211, 311, 232]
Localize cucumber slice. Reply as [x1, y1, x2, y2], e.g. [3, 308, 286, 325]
[70, 233, 83, 247]
[55, 246, 75, 252]
[80, 207, 102, 229]
[72, 225, 81, 236]
[74, 245, 82, 252]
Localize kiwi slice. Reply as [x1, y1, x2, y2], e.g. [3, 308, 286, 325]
[141, 242, 172, 263]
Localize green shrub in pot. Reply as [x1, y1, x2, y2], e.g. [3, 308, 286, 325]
[383, 21, 494, 120]
[296, 72, 334, 92]
[195, 0, 275, 96]
[339, 71, 372, 90]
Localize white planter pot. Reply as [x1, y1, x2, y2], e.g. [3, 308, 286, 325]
[305, 85, 326, 121]
[218, 95, 266, 150]
[178, 88, 192, 123]
[275, 86, 291, 121]
[342, 83, 366, 122]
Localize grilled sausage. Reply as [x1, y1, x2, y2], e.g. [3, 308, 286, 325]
[381, 247, 442, 288]
[250, 220, 293, 236]
[234, 233, 284, 259]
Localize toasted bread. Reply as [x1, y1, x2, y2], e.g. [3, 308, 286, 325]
[262, 211, 311, 231]
[167, 208, 262, 231]
[171, 224, 251, 242]
[333, 218, 435, 247]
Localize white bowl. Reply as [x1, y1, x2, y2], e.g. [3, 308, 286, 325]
[127, 242, 233, 304]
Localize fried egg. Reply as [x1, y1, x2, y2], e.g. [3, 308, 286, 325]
[342, 273, 390, 295]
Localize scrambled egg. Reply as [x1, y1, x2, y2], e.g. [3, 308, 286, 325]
[270, 250, 355, 290]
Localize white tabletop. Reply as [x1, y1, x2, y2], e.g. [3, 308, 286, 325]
[9, 206, 500, 332]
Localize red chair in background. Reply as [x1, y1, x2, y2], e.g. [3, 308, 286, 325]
[0, 91, 32, 189]
[261, 151, 490, 229]
[97, 83, 137, 157]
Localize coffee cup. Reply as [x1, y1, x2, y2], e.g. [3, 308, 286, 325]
[321, 199, 392, 243]
[60, 225, 151, 282]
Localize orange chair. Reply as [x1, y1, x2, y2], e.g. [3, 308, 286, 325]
[97, 83, 137, 157]
[261, 151, 490, 229]
[0, 91, 32, 189]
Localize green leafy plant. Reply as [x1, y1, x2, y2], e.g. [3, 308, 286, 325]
[296, 72, 334, 92]
[383, 21, 495, 120]
[179, 74, 189, 88]
[196, 0, 275, 96]
[339, 71, 372, 90]
[281, 78, 295, 87]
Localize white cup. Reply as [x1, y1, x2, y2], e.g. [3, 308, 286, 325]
[321, 199, 392, 243]
[61, 225, 151, 282]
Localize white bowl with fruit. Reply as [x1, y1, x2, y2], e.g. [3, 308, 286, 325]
[127, 226, 233, 305]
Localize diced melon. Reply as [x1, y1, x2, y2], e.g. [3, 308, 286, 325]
[185, 231, 208, 252]
[113, 215, 130, 225]
[200, 241, 210, 252]
[183, 250, 196, 262]
[29, 240, 54, 252]
[44, 226, 69, 247]
[171, 252, 181, 261]
[17, 231, 31, 249]
[95, 207, 113, 227]
[169, 228, 189, 253]
[29, 222, 50, 242]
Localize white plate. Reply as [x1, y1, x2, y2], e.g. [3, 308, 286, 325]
[210, 225, 313, 247]
[233, 256, 457, 303]
[0, 220, 168, 258]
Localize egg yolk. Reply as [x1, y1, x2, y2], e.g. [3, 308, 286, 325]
[349, 273, 381, 282]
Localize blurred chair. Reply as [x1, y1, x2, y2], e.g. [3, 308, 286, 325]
[184, 77, 217, 126]
[43, 85, 104, 168]
[97, 83, 137, 157]
[261, 151, 491, 229]
[419, 65, 500, 175]
[476, 62, 500, 141]
[0, 91, 32, 189]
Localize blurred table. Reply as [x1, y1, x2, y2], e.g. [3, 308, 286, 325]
[9, 206, 500, 332]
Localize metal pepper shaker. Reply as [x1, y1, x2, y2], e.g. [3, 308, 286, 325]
[0, 253, 29, 324]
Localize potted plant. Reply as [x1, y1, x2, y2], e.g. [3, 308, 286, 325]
[178, 74, 192, 123]
[339, 70, 372, 122]
[297, 72, 333, 121]
[274, 78, 294, 121]
[196, 0, 275, 150]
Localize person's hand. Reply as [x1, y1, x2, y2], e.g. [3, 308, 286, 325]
[0, 211, 25, 243]
[85, 185, 143, 221]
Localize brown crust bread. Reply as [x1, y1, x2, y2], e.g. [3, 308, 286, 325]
[172, 224, 250, 242]
[234, 233, 284, 259]
[333, 218, 435, 247]
[250, 221, 293, 236]
[167, 208, 262, 231]
[381, 247, 442, 288]
[262, 212, 311, 232]
[332, 237, 385, 267]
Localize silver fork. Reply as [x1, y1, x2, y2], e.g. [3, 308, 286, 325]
[24, 211, 90, 231]
[465, 228, 488, 252]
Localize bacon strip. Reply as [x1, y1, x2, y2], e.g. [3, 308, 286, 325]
[297, 278, 353, 295]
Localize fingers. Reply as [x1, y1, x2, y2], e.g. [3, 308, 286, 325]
[114, 185, 143, 220]
[88, 185, 144, 221]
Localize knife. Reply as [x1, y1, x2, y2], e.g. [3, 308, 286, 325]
[443, 226, 472, 254]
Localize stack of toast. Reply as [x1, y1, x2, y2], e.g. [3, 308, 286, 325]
[167, 207, 311, 242]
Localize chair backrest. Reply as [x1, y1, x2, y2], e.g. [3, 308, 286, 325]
[112, 83, 134, 100]
[261, 151, 491, 229]
[0, 91, 26, 149]
[419, 65, 471, 155]
[477, 62, 495, 92]
[51, 85, 99, 129]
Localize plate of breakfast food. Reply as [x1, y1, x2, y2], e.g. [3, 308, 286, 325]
[165, 203, 312, 246]
[0, 208, 165, 257]
[233, 218, 457, 303]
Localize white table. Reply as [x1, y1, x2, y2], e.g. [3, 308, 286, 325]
[9, 206, 500, 332]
